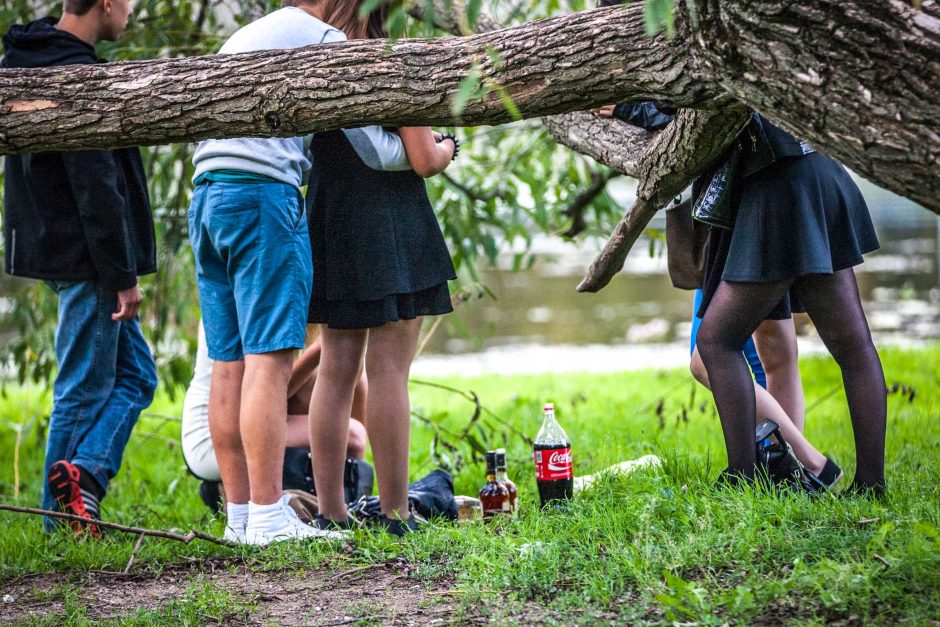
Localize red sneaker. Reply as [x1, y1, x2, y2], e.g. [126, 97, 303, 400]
[47, 460, 101, 538]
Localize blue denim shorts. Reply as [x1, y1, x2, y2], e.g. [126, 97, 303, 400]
[188, 180, 312, 361]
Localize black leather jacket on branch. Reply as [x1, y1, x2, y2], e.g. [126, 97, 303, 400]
[612, 102, 815, 178]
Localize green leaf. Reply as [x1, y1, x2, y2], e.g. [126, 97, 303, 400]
[644, 0, 676, 38]
[385, 6, 409, 43]
[467, 0, 483, 28]
[451, 65, 483, 117]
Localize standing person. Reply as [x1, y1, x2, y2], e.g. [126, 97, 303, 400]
[596, 100, 841, 489]
[306, 1, 459, 536]
[188, 0, 348, 545]
[1, 0, 158, 535]
[692, 114, 886, 493]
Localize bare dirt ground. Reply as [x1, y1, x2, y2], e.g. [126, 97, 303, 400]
[0, 559, 489, 625]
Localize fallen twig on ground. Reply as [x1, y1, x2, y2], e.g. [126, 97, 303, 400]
[124, 533, 147, 573]
[0, 504, 236, 548]
[330, 562, 388, 583]
[317, 616, 387, 627]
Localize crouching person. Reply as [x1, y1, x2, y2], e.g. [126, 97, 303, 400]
[1, 0, 158, 535]
[182, 322, 371, 513]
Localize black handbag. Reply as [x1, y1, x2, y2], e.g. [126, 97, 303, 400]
[282, 447, 374, 505]
[691, 141, 742, 230]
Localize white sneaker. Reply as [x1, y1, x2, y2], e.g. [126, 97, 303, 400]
[223, 521, 247, 544]
[244, 495, 347, 546]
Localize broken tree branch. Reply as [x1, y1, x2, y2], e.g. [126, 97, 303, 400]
[578, 105, 751, 292]
[560, 170, 621, 239]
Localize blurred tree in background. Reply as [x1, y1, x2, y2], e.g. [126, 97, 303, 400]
[0, 0, 629, 393]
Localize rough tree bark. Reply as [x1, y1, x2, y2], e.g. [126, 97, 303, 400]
[0, 8, 714, 153]
[692, 0, 940, 216]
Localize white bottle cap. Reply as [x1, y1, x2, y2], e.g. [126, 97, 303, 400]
[543, 402, 554, 412]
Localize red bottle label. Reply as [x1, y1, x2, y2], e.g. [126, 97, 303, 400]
[533, 447, 573, 481]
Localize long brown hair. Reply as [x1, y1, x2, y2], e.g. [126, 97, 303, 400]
[318, 0, 390, 40]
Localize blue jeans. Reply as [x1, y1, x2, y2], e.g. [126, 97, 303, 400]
[188, 180, 312, 361]
[690, 289, 767, 388]
[42, 281, 157, 527]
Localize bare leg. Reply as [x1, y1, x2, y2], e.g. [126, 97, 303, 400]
[209, 360, 248, 504]
[691, 347, 826, 474]
[754, 319, 806, 431]
[286, 412, 366, 459]
[365, 318, 423, 519]
[346, 420, 368, 459]
[287, 376, 314, 416]
[241, 350, 294, 505]
[288, 359, 368, 456]
[309, 327, 368, 520]
[792, 269, 887, 489]
[285, 413, 311, 448]
[697, 280, 793, 477]
[352, 372, 369, 426]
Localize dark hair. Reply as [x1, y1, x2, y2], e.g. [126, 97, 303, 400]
[320, 0, 389, 39]
[64, 0, 99, 15]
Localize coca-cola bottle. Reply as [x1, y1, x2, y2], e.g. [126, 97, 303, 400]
[533, 402, 573, 507]
[479, 451, 510, 519]
[495, 448, 518, 514]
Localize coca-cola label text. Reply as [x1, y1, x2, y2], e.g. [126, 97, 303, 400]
[534, 447, 573, 481]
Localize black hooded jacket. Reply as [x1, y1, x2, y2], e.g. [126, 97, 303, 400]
[2, 18, 156, 291]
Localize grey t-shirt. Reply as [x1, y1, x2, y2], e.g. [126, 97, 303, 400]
[192, 8, 410, 187]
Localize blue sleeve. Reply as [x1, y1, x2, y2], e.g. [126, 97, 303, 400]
[612, 101, 676, 131]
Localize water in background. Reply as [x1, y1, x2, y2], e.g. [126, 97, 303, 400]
[414, 175, 940, 375]
[0, 176, 936, 376]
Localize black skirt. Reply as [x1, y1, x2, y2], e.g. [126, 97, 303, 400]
[306, 130, 456, 330]
[698, 152, 879, 319]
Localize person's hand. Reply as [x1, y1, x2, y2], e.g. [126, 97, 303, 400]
[113, 285, 141, 321]
[592, 104, 616, 118]
[432, 131, 444, 142]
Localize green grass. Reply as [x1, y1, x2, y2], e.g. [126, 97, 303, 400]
[0, 345, 938, 623]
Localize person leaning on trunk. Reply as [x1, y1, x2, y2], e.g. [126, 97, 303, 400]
[1, 0, 158, 536]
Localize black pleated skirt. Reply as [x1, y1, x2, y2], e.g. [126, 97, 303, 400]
[306, 130, 456, 330]
[698, 152, 879, 319]
[308, 281, 453, 330]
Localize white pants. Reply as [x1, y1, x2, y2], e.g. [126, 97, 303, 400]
[181, 322, 220, 481]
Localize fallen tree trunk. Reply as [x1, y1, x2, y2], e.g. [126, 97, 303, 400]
[0, 7, 713, 154]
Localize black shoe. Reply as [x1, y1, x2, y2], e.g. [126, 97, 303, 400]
[376, 514, 419, 537]
[714, 467, 754, 489]
[803, 458, 844, 493]
[844, 480, 887, 499]
[313, 513, 358, 531]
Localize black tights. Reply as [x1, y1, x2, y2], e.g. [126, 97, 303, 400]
[697, 269, 886, 487]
